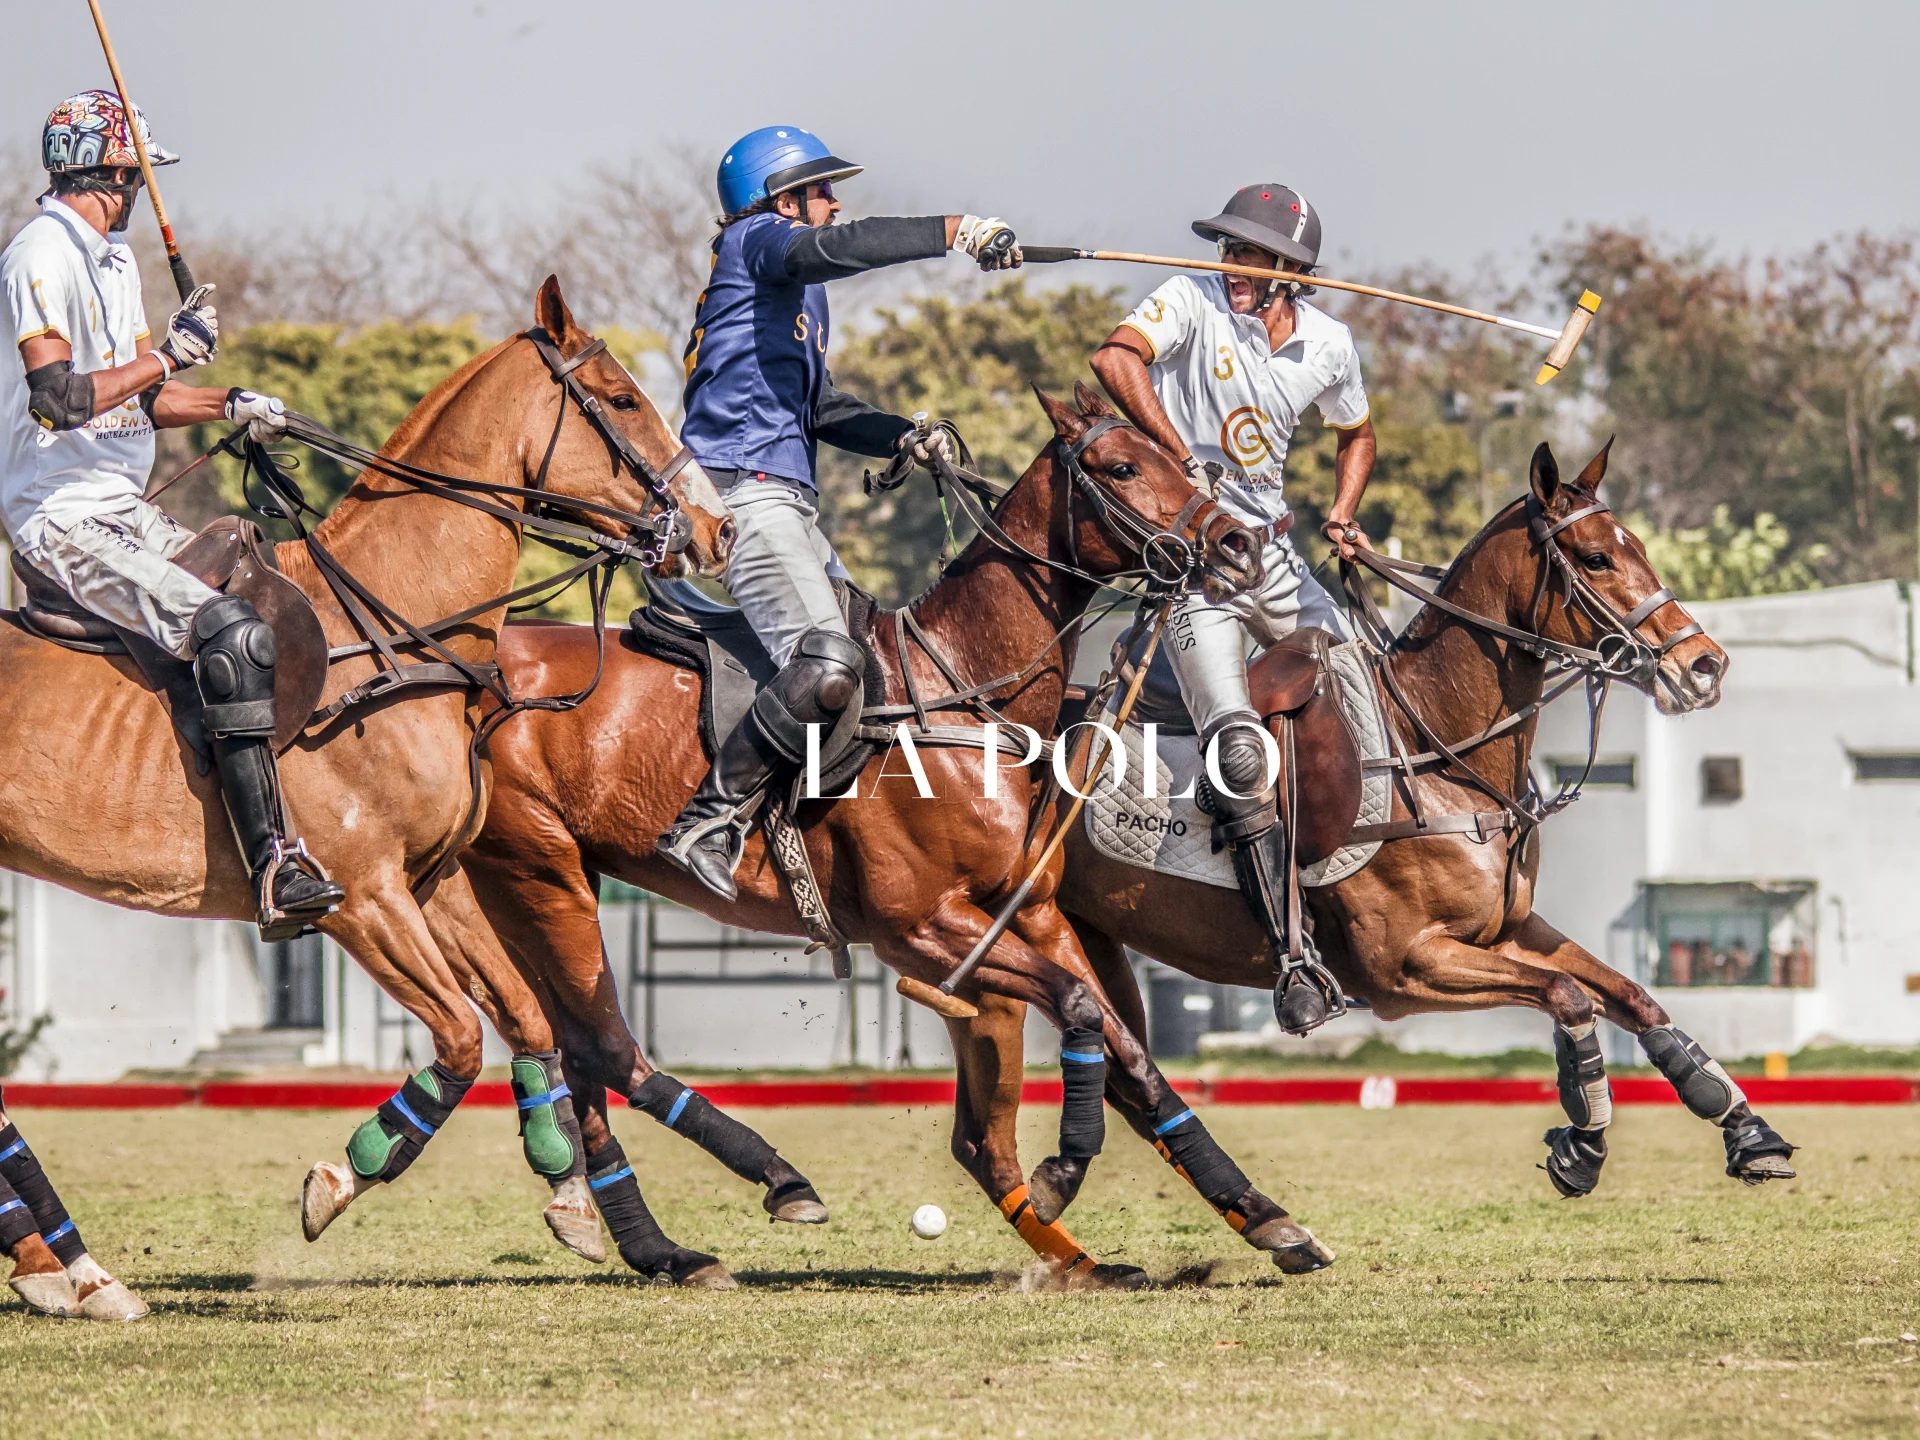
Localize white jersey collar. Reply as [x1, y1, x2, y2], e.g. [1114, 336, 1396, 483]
[40, 195, 132, 271]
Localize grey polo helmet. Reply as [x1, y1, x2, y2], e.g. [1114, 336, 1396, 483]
[1192, 184, 1321, 268]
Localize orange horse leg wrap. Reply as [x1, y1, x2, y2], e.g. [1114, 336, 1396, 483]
[998, 1184, 1096, 1275]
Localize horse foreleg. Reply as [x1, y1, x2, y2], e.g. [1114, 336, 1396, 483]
[0, 1104, 145, 1321]
[414, 865, 605, 1262]
[301, 876, 491, 1242]
[946, 997, 1146, 1289]
[1500, 915, 1797, 1186]
[1402, 929, 1619, 1196]
[1073, 918, 1333, 1275]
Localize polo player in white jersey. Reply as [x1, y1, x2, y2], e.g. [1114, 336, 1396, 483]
[1091, 183, 1378, 1033]
[2, 91, 343, 934]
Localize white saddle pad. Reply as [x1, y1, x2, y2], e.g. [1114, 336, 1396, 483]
[1083, 639, 1391, 890]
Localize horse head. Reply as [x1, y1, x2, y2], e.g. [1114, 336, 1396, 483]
[1523, 440, 1727, 714]
[528, 276, 733, 578]
[1034, 383, 1261, 602]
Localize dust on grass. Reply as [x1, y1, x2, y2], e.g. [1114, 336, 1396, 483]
[1, 1103, 1916, 1438]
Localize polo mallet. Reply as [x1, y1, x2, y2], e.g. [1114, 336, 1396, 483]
[85, 0, 195, 300]
[895, 598, 1172, 1020]
[1022, 247, 1601, 385]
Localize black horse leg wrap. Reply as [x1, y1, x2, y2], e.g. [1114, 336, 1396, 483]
[585, 1136, 675, 1273]
[631, 1072, 776, 1184]
[0, 1170, 38, 1252]
[1553, 1021, 1613, 1131]
[1642, 1025, 1745, 1123]
[1058, 1027, 1107, 1160]
[0, 1124, 85, 1264]
[347, 1062, 472, 1183]
[1146, 1088, 1250, 1212]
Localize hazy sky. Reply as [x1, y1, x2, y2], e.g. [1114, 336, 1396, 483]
[11, 0, 1917, 288]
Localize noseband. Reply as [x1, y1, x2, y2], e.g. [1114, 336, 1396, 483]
[1057, 416, 1237, 586]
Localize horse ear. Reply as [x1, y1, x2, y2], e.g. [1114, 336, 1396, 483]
[1574, 436, 1615, 491]
[535, 275, 578, 343]
[1033, 384, 1087, 441]
[1529, 442, 1561, 508]
[1072, 381, 1116, 420]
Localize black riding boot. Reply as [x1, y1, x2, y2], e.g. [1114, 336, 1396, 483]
[658, 626, 865, 903]
[1198, 713, 1343, 1036]
[192, 595, 345, 939]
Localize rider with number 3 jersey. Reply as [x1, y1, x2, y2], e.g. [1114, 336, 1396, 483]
[1, 91, 341, 936]
[1090, 183, 1379, 1034]
[659, 126, 1022, 900]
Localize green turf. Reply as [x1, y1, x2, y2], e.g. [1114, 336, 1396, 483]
[1, 1102, 1914, 1437]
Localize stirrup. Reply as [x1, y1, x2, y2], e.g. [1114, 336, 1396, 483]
[658, 809, 750, 880]
[1272, 931, 1348, 1036]
[256, 838, 341, 942]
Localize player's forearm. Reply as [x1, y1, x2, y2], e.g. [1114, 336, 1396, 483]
[149, 382, 231, 429]
[1090, 341, 1187, 459]
[1326, 421, 1376, 524]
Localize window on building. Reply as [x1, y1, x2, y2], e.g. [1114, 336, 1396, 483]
[1639, 881, 1817, 989]
[1851, 751, 1920, 782]
[1701, 756, 1743, 803]
[1550, 756, 1636, 789]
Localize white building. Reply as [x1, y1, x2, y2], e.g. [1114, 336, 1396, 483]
[4, 583, 1917, 1080]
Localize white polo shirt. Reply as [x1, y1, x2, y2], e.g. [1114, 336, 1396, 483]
[1119, 273, 1368, 530]
[1, 197, 154, 550]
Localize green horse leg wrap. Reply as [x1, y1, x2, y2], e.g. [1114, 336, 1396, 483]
[511, 1050, 585, 1182]
[346, 1062, 472, 1182]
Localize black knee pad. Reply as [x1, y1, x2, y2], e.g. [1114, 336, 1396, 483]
[511, 1050, 585, 1182]
[0, 1125, 84, 1264]
[748, 628, 864, 763]
[1198, 713, 1277, 843]
[1057, 1027, 1106, 1161]
[1641, 1025, 1744, 1123]
[630, 1071, 776, 1183]
[346, 1062, 472, 1182]
[192, 594, 277, 738]
[1146, 1089, 1250, 1212]
[1553, 1022, 1612, 1131]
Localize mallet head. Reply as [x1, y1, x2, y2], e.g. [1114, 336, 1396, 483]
[1536, 290, 1603, 385]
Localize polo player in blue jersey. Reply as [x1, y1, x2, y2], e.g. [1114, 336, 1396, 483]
[658, 126, 1019, 900]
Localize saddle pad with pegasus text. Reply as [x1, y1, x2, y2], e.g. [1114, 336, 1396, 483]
[1083, 639, 1391, 889]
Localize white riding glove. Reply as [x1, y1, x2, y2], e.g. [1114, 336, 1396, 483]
[225, 388, 288, 442]
[155, 284, 218, 374]
[902, 416, 966, 471]
[952, 215, 1021, 271]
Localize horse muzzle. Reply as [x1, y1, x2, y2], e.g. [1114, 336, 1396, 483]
[1653, 641, 1727, 715]
[1200, 522, 1263, 603]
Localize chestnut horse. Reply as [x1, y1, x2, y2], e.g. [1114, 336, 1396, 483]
[948, 439, 1798, 1259]
[460, 387, 1339, 1288]
[0, 278, 731, 1316]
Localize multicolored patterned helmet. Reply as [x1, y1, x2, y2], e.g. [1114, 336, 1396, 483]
[42, 89, 179, 174]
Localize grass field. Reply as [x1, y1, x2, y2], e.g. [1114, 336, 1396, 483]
[1, 1102, 1915, 1438]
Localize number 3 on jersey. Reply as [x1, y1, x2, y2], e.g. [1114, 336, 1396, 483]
[1212, 345, 1235, 381]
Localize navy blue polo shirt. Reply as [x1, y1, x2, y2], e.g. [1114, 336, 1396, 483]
[680, 213, 827, 487]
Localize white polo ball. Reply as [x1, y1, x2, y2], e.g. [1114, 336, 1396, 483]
[910, 1204, 947, 1240]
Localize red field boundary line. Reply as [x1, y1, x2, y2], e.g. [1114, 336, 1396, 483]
[4, 1075, 1914, 1109]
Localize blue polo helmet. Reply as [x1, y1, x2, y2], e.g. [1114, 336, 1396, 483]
[716, 126, 862, 217]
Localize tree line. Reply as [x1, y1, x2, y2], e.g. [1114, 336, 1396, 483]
[6, 145, 1915, 611]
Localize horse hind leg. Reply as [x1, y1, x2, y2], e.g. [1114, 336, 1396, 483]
[0, 1113, 145, 1320]
[1641, 1026, 1796, 1183]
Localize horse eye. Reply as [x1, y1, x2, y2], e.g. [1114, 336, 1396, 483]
[608, 394, 640, 412]
[1109, 463, 1138, 480]
[1581, 552, 1612, 572]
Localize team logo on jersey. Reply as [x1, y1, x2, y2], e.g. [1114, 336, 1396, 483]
[1220, 406, 1277, 465]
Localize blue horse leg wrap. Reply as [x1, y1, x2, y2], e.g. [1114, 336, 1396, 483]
[511, 1050, 586, 1182]
[346, 1062, 472, 1182]
[586, 1136, 676, 1274]
[0, 1124, 85, 1264]
[631, 1072, 776, 1184]
[1058, 1027, 1107, 1160]
[1146, 1089, 1250, 1212]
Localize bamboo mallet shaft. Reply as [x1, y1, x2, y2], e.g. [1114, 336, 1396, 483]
[85, 0, 195, 300]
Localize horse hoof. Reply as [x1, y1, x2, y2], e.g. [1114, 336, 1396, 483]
[1724, 1116, 1796, 1184]
[1076, 1262, 1151, 1291]
[764, 1180, 829, 1225]
[9, 1272, 78, 1317]
[76, 1277, 148, 1323]
[1734, 1152, 1797, 1185]
[1026, 1155, 1086, 1227]
[666, 1250, 736, 1290]
[1542, 1125, 1608, 1198]
[301, 1160, 360, 1242]
[1247, 1219, 1335, 1275]
[544, 1176, 607, 1263]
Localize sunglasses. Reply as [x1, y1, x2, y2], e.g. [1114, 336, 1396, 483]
[1218, 239, 1280, 269]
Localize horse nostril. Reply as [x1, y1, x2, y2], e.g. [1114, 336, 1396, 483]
[1691, 653, 1722, 680]
[716, 517, 737, 555]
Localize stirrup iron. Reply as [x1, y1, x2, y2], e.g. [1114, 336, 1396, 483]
[257, 837, 340, 941]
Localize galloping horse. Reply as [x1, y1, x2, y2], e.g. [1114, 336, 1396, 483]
[0, 278, 731, 1315]
[459, 387, 1334, 1287]
[945, 439, 1797, 1257]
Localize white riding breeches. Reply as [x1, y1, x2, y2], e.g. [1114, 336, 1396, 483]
[718, 474, 852, 668]
[21, 496, 217, 659]
[1167, 531, 1349, 736]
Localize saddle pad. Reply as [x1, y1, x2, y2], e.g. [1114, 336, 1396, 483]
[1082, 640, 1391, 890]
